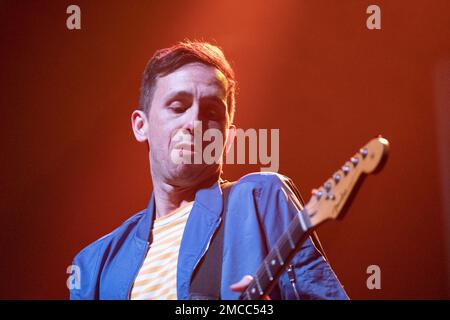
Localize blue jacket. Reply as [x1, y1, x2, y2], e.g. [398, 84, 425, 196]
[70, 172, 349, 300]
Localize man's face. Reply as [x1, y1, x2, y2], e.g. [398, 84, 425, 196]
[145, 62, 231, 187]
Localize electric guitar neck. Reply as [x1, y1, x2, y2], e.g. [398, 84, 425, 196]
[239, 136, 390, 300]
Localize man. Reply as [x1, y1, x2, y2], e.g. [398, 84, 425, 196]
[69, 41, 348, 300]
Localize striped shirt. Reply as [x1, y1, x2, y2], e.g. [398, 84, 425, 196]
[130, 201, 193, 300]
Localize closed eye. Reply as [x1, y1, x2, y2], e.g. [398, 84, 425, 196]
[168, 99, 189, 113]
[201, 99, 226, 121]
[202, 106, 223, 120]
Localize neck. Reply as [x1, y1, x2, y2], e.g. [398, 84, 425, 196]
[152, 174, 219, 219]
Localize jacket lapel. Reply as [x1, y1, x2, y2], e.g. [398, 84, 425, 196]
[176, 181, 224, 300]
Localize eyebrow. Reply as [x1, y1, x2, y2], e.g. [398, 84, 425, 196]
[164, 90, 192, 102]
[164, 90, 227, 109]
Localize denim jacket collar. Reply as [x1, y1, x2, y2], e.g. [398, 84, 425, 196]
[133, 180, 225, 299]
[135, 180, 224, 243]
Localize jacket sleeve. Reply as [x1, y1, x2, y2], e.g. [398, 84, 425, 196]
[256, 173, 349, 300]
[68, 239, 105, 300]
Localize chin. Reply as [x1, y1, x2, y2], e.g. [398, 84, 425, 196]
[170, 164, 220, 187]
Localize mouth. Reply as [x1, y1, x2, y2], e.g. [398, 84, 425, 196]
[173, 142, 199, 157]
[174, 142, 195, 151]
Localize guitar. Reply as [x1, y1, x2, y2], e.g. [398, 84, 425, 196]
[239, 136, 390, 300]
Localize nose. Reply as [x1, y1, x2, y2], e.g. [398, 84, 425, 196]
[181, 100, 203, 135]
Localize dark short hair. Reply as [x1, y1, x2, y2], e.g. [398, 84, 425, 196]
[139, 40, 236, 123]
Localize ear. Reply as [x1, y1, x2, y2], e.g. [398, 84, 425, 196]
[225, 124, 236, 154]
[131, 109, 149, 143]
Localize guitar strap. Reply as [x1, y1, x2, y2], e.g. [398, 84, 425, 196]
[188, 180, 234, 300]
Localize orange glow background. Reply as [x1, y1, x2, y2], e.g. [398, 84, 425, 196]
[0, 0, 449, 299]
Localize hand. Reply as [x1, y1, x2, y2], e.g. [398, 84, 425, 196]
[230, 275, 271, 300]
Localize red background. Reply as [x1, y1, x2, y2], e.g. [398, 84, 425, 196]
[0, 0, 449, 299]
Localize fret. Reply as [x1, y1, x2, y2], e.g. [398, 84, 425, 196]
[286, 229, 296, 249]
[274, 245, 284, 266]
[255, 276, 264, 295]
[291, 212, 306, 240]
[248, 282, 261, 299]
[297, 210, 308, 231]
[264, 259, 274, 281]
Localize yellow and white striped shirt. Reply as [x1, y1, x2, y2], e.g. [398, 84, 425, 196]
[130, 202, 193, 300]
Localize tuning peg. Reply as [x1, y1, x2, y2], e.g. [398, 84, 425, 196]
[311, 189, 323, 200]
[360, 147, 368, 158]
[324, 182, 332, 192]
[342, 164, 350, 175]
[333, 173, 341, 184]
[351, 157, 359, 166]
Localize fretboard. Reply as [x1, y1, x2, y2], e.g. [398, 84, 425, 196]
[239, 209, 313, 300]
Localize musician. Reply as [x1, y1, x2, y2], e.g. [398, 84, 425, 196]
[69, 41, 348, 300]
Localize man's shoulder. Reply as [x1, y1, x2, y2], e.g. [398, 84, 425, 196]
[72, 208, 147, 263]
[232, 171, 295, 190]
[229, 171, 304, 209]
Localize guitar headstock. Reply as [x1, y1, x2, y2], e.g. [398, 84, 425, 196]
[305, 136, 389, 227]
